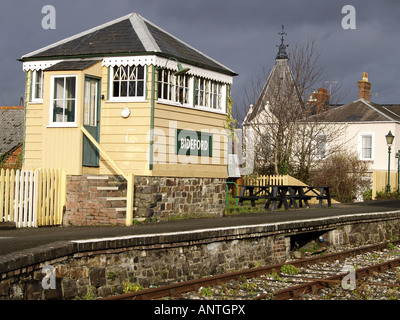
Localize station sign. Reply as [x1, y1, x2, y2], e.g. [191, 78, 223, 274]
[176, 129, 213, 157]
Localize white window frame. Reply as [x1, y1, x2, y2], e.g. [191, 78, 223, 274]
[48, 75, 78, 128]
[31, 70, 44, 102]
[157, 68, 191, 107]
[315, 134, 328, 160]
[109, 65, 147, 102]
[195, 77, 226, 113]
[358, 132, 374, 160]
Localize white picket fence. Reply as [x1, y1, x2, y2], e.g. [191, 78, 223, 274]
[0, 168, 66, 228]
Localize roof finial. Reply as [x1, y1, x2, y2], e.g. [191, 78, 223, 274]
[276, 24, 289, 60]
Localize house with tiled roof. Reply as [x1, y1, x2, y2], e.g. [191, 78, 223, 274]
[315, 72, 400, 197]
[19, 12, 237, 225]
[0, 106, 24, 169]
[241, 26, 399, 197]
[316, 72, 400, 171]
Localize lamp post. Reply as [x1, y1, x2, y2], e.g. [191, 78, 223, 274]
[386, 131, 394, 193]
[396, 150, 400, 193]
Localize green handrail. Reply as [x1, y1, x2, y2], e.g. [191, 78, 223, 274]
[226, 181, 239, 206]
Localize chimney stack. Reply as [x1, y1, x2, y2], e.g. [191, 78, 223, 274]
[307, 88, 330, 114]
[358, 72, 371, 101]
[316, 88, 329, 114]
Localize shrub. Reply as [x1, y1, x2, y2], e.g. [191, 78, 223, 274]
[309, 151, 370, 203]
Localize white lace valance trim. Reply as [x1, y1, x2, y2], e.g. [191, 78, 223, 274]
[22, 60, 62, 71]
[22, 56, 233, 83]
[102, 55, 233, 84]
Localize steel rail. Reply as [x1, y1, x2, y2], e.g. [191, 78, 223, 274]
[100, 239, 400, 300]
[264, 257, 400, 300]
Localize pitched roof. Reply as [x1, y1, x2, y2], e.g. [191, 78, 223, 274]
[315, 99, 400, 123]
[244, 58, 301, 124]
[20, 13, 236, 76]
[0, 107, 24, 156]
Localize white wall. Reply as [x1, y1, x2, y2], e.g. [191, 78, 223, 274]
[343, 122, 399, 172]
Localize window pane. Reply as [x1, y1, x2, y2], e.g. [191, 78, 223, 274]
[129, 81, 136, 96]
[137, 66, 144, 79]
[163, 83, 168, 100]
[84, 81, 90, 125]
[53, 100, 64, 122]
[137, 81, 144, 97]
[363, 148, 371, 159]
[84, 80, 97, 126]
[121, 66, 128, 80]
[113, 81, 120, 97]
[66, 100, 75, 122]
[363, 136, 371, 148]
[194, 78, 199, 105]
[120, 81, 127, 97]
[205, 81, 210, 107]
[317, 135, 327, 159]
[54, 78, 64, 100]
[113, 66, 120, 80]
[158, 81, 162, 99]
[34, 70, 43, 99]
[65, 77, 76, 99]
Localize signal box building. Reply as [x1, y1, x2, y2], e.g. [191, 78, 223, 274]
[19, 13, 236, 225]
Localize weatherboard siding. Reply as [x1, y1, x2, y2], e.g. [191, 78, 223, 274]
[152, 102, 228, 178]
[95, 65, 152, 176]
[23, 64, 229, 178]
[23, 71, 43, 169]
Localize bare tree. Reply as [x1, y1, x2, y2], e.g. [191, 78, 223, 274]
[240, 38, 347, 183]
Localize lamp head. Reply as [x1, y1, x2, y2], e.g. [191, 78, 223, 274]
[386, 130, 394, 146]
[174, 63, 190, 76]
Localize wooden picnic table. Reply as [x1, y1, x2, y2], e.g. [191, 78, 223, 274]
[303, 186, 331, 208]
[233, 184, 331, 211]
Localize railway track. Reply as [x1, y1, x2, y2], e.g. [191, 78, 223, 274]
[101, 239, 400, 300]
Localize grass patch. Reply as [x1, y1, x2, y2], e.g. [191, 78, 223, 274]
[224, 195, 265, 216]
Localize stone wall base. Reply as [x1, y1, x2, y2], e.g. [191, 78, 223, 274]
[134, 176, 226, 221]
[63, 175, 226, 226]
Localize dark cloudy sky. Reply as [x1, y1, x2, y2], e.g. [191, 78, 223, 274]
[1, 0, 400, 117]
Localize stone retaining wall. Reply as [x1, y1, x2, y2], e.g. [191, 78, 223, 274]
[1, 212, 400, 300]
[134, 176, 226, 220]
[63, 175, 226, 226]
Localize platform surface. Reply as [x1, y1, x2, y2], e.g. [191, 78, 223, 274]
[1, 200, 400, 257]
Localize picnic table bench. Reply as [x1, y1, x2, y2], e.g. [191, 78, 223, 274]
[233, 185, 331, 211]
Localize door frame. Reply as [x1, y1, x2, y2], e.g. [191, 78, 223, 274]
[82, 75, 101, 167]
